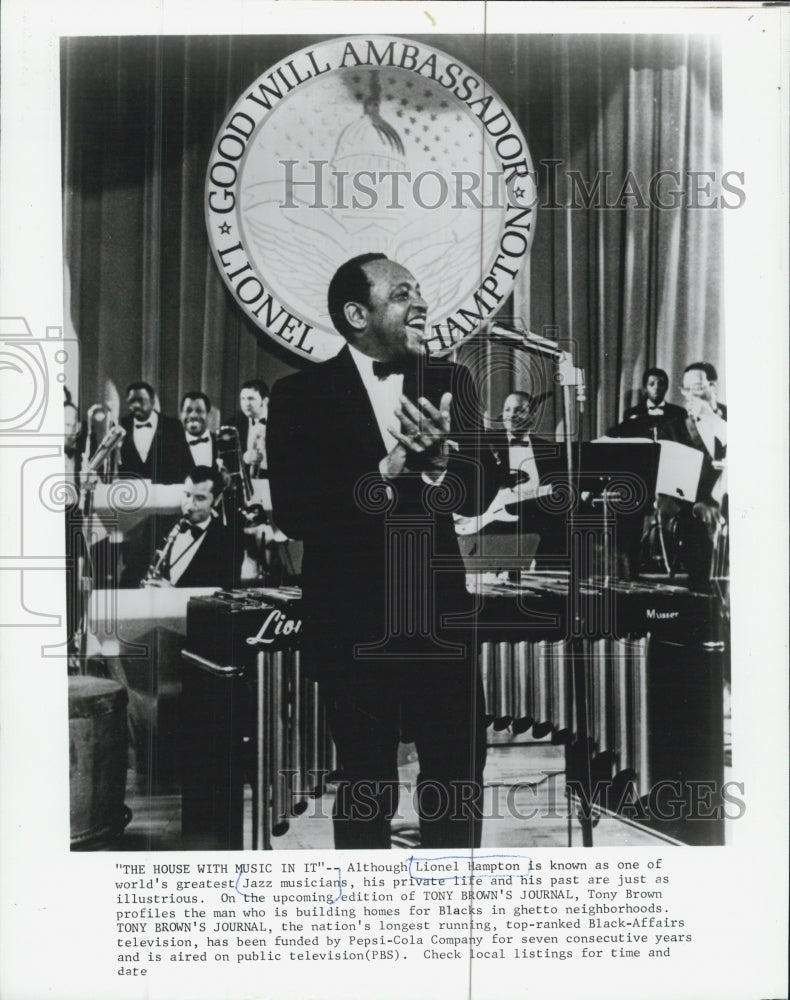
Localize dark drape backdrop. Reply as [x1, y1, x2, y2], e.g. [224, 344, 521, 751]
[61, 33, 723, 436]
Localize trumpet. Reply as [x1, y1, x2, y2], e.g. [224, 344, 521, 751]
[140, 517, 189, 586]
[216, 425, 267, 527]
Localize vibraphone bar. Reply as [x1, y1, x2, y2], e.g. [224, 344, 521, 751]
[182, 578, 726, 848]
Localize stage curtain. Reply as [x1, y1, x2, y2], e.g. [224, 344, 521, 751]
[61, 34, 722, 436]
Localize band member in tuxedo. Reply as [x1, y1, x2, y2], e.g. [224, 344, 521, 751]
[174, 391, 218, 482]
[469, 391, 566, 565]
[233, 379, 270, 479]
[134, 465, 242, 589]
[268, 253, 497, 850]
[606, 368, 685, 439]
[118, 381, 185, 484]
[659, 362, 727, 493]
[609, 368, 687, 438]
[658, 363, 728, 590]
[678, 361, 727, 426]
[494, 390, 563, 485]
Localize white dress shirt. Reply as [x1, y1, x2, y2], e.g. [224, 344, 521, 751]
[132, 410, 158, 462]
[349, 346, 448, 487]
[508, 434, 541, 492]
[168, 517, 211, 585]
[245, 417, 264, 453]
[349, 344, 403, 453]
[185, 432, 213, 468]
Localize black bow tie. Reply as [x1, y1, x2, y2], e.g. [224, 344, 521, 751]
[134, 421, 152, 429]
[180, 522, 205, 540]
[646, 405, 665, 415]
[188, 436, 210, 445]
[372, 360, 403, 380]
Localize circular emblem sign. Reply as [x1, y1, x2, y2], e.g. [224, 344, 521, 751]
[206, 36, 536, 362]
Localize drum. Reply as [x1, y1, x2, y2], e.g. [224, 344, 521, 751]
[68, 675, 129, 849]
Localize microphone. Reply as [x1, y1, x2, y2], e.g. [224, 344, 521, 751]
[488, 323, 564, 357]
[86, 403, 108, 423]
[86, 424, 126, 473]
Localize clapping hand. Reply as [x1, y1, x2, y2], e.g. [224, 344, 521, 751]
[380, 392, 453, 481]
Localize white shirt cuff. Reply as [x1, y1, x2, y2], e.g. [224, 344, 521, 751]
[421, 469, 447, 486]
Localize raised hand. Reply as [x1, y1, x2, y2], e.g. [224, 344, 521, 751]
[380, 392, 453, 481]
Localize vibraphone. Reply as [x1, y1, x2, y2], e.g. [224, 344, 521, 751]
[181, 577, 727, 848]
[181, 587, 335, 850]
[475, 576, 727, 845]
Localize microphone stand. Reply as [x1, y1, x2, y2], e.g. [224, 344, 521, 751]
[68, 426, 126, 674]
[487, 324, 594, 845]
[69, 471, 96, 675]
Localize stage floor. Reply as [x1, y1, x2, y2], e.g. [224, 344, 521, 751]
[116, 743, 681, 852]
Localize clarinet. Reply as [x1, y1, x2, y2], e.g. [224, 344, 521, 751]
[140, 517, 189, 586]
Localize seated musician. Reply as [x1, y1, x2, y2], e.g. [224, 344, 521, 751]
[122, 465, 243, 589]
[608, 367, 686, 439]
[457, 391, 565, 565]
[663, 363, 727, 455]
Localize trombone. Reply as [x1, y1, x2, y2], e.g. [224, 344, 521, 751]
[216, 425, 267, 527]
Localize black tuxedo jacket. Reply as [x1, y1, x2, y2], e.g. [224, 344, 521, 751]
[267, 346, 496, 679]
[119, 413, 187, 484]
[120, 512, 243, 589]
[482, 431, 568, 557]
[172, 515, 242, 589]
[608, 399, 687, 439]
[487, 431, 566, 490]
[623, 399, 687, 421]
[169, 430, 219, 485]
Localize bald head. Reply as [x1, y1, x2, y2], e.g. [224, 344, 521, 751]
[502, 391, 533, 439]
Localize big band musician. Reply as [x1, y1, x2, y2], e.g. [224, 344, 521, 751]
[267, 253, 497, 850]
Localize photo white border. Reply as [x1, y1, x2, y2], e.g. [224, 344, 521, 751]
[1, 3, 787, 999]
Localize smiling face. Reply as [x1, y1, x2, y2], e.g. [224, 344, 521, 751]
[354, 259, 429, 364]
[181, 396, 209, 436]
[502, 392, 533, 438]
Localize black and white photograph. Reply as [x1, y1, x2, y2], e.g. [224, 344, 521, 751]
[61, 27, 736, 852]
[0, 3, 787, 999]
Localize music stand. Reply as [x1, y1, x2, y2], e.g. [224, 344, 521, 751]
[656, 440, 704, 503]
[579, 441, 661, 584]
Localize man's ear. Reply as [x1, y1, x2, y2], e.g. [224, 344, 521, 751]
[343, 300, 368, 332]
